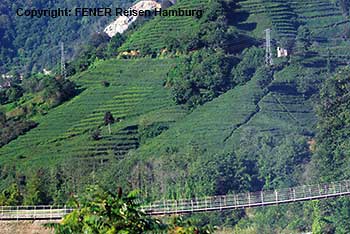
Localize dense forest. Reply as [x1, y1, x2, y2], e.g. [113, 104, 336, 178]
[1, 0, 350, 233]
[0, 0, 133, 75]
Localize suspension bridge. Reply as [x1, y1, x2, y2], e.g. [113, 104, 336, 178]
[1, 180, 350, 221]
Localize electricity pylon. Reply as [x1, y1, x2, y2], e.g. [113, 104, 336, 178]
[60, 42, 67, 79]
[265, 28, 273, 66]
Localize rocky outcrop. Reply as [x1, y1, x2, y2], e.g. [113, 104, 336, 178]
[104, 0, 176, 37]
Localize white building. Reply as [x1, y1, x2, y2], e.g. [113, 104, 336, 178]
[277, 47, 288, 57]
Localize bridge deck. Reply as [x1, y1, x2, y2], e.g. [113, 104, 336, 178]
[0, 180, 349, 220]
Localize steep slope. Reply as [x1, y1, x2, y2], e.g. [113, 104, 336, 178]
[0, 0, 134, 74]
[1, 0, 348, 200]
[0, 58, 187, 172]
[119, 0, 208, 52]
[108, 63, 318, 198]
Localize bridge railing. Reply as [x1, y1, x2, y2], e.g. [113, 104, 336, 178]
[0, 180, 350, 219]
[141, 180, 350, 215]
[0, 205, 73, 220]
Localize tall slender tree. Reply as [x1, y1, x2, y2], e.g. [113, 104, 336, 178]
[104, 111, 115, 135]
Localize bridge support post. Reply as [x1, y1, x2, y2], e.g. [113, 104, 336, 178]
[163, 200, 166, 214]
[293, 188, 296, 201]
[275, 190, 278, 203]
[318, 184, 322, 196]
[175, 200, 178, 214]
[248, 193, 251, 207]
[309, 186, 312, 198]
[219, 197, 222, 211]
[261, 191, 264, 204]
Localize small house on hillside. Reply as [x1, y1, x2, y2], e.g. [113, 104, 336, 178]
[277, 47, 288, 57]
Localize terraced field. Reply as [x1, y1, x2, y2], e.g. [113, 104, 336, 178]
[119, 0, 208, 51]
[238, 0, 347, 43]
[290, 0, 344, 38]
[238, 0, 297, 40]
[0, 58, 187, 169]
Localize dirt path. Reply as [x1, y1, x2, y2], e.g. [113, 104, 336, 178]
[0, 221, 54, 234]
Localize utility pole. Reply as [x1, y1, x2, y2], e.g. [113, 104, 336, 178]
[265, 28, 273, 66]
[60, 42, 67, 79]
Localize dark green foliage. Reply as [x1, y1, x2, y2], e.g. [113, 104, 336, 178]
[91, 128, 102, 141]
[296, 26, 312, 55]
[41, 78, 78, 106]
[5, 74, 79, 109]
[0, 2, 16, 73]
[0, 183, 23, 205]
[101, 80, 110, 87]
[307, 67, 350, 232]
[104, 111, 115, 126]
[0, 109, 6, 126]
[338, 0, 350, 16]
[214, 152, 257, 195]
[66, 33, 126, 76]
[51, 186, 164, 234]
[232, 47, 265, 85]
[104, 111, 115, 134]
[231, 127, 311, 190]
[0, 0, 133, 74]
[198, 0, 234, 50]
[314, 67, 350, 180]
[24, 169, 52, 205]
[49, 186, 214, 234]
[106, 33, 126, 57]
[0, 84, 24, 104]
[169, 49, 233, 107]
[139, 122, 169, 144]
[89, 32, 110, 48]
[0, 119, 38, 147]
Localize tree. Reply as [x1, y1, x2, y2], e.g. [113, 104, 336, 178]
[0, 183, 23, 205]
[91, 128, 101, 141]
[50, 186, 214, 234]
[106, 33, 125, 57]
[339, 0, 350, 16]
[50, 186, 164, 234]
[5, 85, 23, 102]
[24, 169, 51, 205]
[89, 32, 110, 48]
[315, 67, 350, 179]
[296, 26, 312, 55]
[168, 49, 233, 108]
[104, 111, 115, 134]
[0, 110, 5, 127]
[231, 46, 265, 85]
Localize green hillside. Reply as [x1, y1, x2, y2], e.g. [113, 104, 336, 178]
[0, 58, 187, 174]
[0, 0, 133, 74]
[1, 0, 350, 232]
[119, 0, 208, 52]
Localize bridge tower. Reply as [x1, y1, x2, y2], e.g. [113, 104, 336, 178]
[265, 28, 273, 66]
